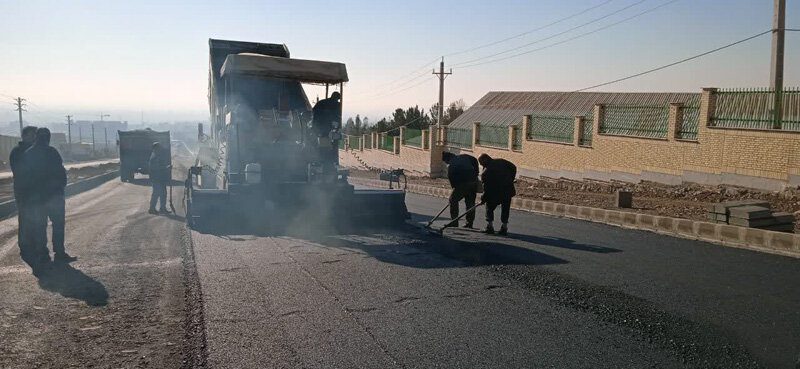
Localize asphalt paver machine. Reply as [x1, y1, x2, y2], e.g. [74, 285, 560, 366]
[186, 39, 409, 231]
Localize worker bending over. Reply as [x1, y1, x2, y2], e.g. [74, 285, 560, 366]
[478, 154, 517, 235]
[442, 151, 480, 228]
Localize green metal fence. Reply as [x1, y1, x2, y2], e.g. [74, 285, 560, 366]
[677, 106, 700, 140]
[363, 135, 372, 149]
[338, 138, 345, 150]
[527, 115, 574, 143]
[478, 125, 509, 148]
[347, 136, 361, 150]
[601, 105, 670, 139]
[403, 128, 423, 148]
[446, 127, 473, 149]
[713, 88, 800, 131]
[380, 135, 395, 152]
[512, 125, 522, 150]
[579, 114, 593, 147]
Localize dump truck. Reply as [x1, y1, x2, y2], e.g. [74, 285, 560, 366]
[118, 129, 171, 182]
[185, 39, 408, 230]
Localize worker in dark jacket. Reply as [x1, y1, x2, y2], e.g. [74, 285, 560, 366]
[23, 128, 75, 264]
[312, 91, 341, 138]
[442, 151, 479, 228]
[10, 126, 51, 275]
[478, 154, 517, 235]
[148, 142, 170, 214]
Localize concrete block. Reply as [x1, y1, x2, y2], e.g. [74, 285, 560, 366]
[718, 225, 743, 244]
[522, 199, 534, 211]
[768, 232, 795, 251]
[606, 210, 623, 225]
[565, 205, 579, 217]
[591, 208, 607, 222]
[655, 216, 675, 233]
[553, 203, 566, 215]
[577, 206, 593, 219]
[543, 202, 555, 213]
[772, 212, 795, 224]
[794, 234, 800, 252]
[615, 190, 633, 208]
[511, 198, 525, 210]
[707, 213, 728, 222]
[729, 217, 777, 228]
[675, 219, 695, 237]
[760, 223, 795, 233]
[694, 222, 718, 241]
[744, 228, 768, 247]
[712, 200, 770, 214]
[635, 214, 656, 230]
[532, 201, 544, 212]
[622, 212, 638, 226]
[728, 206, 772, 220]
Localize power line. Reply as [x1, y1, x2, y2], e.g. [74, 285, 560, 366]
[572, 29, 772, 92]
[451, 0, 654, 68]
[443, 0, 614, 58]
[457, 0, 680, 69]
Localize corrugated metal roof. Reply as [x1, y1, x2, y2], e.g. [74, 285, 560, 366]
[449, 91, 701, 128]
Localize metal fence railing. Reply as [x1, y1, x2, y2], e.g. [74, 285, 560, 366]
[601, 105, 670, 139]
[338, 138, 345, 150]
[579, 115, 593, 147]
[380, 135, 395, 152]
[347, 136, 361, 150]
[477, 125, 509, 148]
[403, 128, 423, 148]
[445, 127, 473, 149]
[363, 134, 372, 149]
[512, 125, 522, 150]
[712, 88, 800, 131]
[677, 106, 700, 140]
[527, 115, 574, 144]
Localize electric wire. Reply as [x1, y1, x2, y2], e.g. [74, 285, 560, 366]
[443, 0, 614, 58]
[451, 0, 654, 68]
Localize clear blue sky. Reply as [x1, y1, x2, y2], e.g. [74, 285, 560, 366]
[0, 0, 798, 124]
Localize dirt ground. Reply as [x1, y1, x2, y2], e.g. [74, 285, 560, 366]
[349, 169, 800, 233]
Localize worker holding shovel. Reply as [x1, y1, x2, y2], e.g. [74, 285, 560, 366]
[442, 151, 480, 229]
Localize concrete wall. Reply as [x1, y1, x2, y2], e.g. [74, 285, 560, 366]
[339, 88, 800, 191]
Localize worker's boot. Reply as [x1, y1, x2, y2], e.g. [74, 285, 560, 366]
[483, 224, 495, 234]
[148, 208, 158, 215]
[445, 220, 459, 228]
[54, 252, 78, 263]
[498, 224, 508, 236]
[463, 221, 474, 229]
[159, 208, 170, 215]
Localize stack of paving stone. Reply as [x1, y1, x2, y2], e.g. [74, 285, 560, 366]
[707, 200, 796, 232]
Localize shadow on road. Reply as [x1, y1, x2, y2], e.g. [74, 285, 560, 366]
[126, 178, 183, 187]
[509, 234, 621, 254]
[37, 263, 109, 306]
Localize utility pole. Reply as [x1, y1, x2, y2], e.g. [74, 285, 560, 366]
[14, 97, 26, 136]
[65, 115, 73, 159]
[91, 124, 96, 156]
[770, 0, 786, 128]
[432, 57, 452, 128]
[104, 127, 108, 154]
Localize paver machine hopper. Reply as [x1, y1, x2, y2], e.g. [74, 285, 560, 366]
[186, 39, 409, 231]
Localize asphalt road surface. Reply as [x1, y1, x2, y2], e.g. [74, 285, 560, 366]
[1, 178, 798, 368]
[193, 191, 800, 369]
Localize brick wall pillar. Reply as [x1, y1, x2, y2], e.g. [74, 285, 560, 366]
[359, 134, 365, 150]
[573, 116, 584, 146]
[507, 125, 515, 151]
[522, 115, 531, 141]
[393, 136, 400, 154]
[373, 132, 378, 149]
[700, 87, 718, 128]
[422, 129, 429, 150]
[668, 103, 684, 141]
[593, 104, 604, 138]
[472, 122, 480, 146]
[399, 127, 406, 146]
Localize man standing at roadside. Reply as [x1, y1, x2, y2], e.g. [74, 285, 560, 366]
[148, 142, 170, 214]
[24, 128, 75, 263]
[10, 126, 52, 275]
[478, 153, 517, 235]
[442, 151, 480, 228]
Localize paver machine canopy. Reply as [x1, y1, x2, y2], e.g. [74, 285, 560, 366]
[186, 39, 408, 231]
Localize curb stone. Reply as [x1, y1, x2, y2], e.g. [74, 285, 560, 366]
[348, 176, 800, 259]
